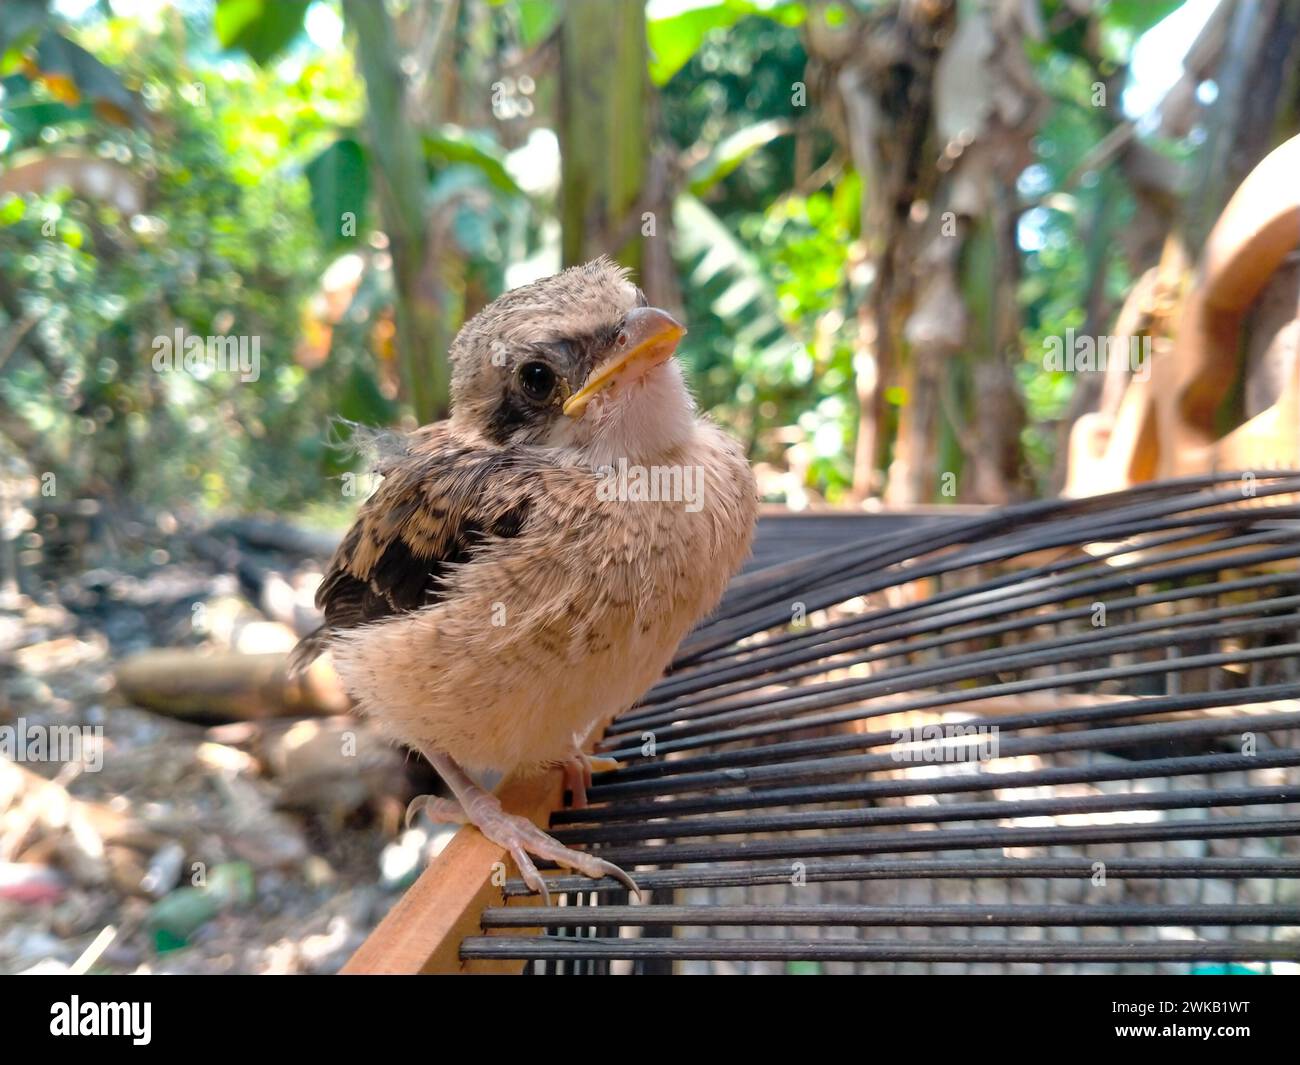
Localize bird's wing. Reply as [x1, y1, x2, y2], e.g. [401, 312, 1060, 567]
[289, 422, 540, 672]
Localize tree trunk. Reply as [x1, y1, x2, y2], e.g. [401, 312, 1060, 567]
[557, 0, 651, 279]
[344, 0, 454, 424]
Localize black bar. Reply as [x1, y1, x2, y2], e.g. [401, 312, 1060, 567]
[461, 937, 1300, 963]
[481, 903, 1300, 928]
[506, 857, 1300, 897]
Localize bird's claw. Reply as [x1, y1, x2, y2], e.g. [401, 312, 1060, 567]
[476, 807, 640, 904]
[404, 793, 467, 830]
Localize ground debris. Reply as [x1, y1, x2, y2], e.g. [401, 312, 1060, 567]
[0, 506, 431, 974]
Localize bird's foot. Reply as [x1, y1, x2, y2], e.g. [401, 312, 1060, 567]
[470, 799, 638, 905]
[416, 749, 638, 904]
[561, 737, 624, 809]
[405, 789, 638, 905]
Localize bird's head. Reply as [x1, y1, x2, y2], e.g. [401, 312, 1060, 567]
[449, 257, 694, 465]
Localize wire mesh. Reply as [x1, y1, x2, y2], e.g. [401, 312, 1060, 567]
[466, 473, 1300, 974]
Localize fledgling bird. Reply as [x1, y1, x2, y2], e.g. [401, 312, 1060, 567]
[292, 258, 757, 899]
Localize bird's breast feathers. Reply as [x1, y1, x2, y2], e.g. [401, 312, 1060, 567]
[323, 421, 756, 773]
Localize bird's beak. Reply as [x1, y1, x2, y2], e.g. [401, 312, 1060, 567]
[562, 307, 686, 418]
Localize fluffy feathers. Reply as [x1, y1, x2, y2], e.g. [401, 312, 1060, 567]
[293, 257, 757, 778]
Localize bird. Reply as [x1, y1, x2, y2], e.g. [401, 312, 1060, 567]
[291, 257, 758, 901]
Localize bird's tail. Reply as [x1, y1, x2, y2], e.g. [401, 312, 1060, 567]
[287, 625, 330, 679]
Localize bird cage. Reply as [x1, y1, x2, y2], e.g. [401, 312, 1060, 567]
[346, 472, 1300, 974]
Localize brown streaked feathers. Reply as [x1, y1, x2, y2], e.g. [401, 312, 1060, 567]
[301, 425, 537, 643]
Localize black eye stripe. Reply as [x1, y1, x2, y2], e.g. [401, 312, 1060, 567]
[484, 392, 533, 444]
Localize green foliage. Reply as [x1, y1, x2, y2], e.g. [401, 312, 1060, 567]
[659, 11, 812, 209]
[422, 127, 524, 198]
[687, 117, 793, 197]
[647, 0, 805, 86]
[675, 177, 860, 497]
[1095, 0, 1184, 62]
[32, 30, 142, 119]
[0, 0, 51, 68]
[214, 0, 309, 67]
[0, 9, 360, 512]
[0, 0, 541, 515]
[661, 11, 859, 495]
[0, 0, 1234, 515]
[305, 136, 369, 247]
[488, 0, 560, 47]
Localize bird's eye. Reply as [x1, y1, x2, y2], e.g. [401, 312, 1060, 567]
[518, 361, 557, 402]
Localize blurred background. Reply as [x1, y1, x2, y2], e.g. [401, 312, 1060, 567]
[1, 0, 1298, 973]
